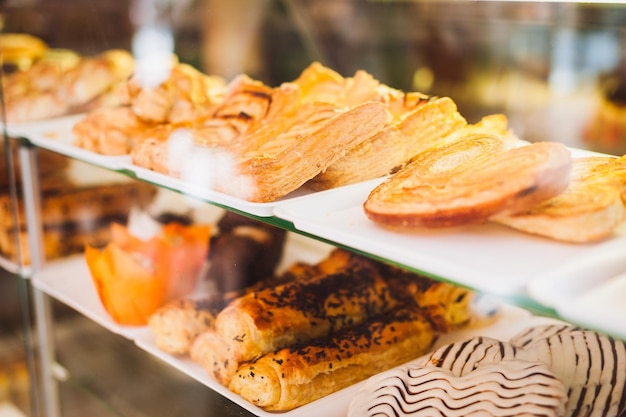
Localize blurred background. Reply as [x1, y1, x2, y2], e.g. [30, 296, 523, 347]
[1, 0, 625, 151]
[1, 0, 625, 416]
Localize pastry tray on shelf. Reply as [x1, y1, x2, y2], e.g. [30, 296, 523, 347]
[5, 115, 318, 217]
[11, 116, 626, 338]
[5, 114, 132, 171]
[133, 304, 560, 417]
[272, 176, 626, 299]
[31, 233, 563, 417]
[527, 245, 626, 341]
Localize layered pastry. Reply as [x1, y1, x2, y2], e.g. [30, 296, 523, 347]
[230, 304, 446, 411]
[364, 135, 572, 228]
[0, 152, 156, 265]
[493, 155, 626, 242]
[0, 181, 156, 265]
[3, 48, 133, 123]
[73, 60, 227, 155]
[182, 249, 486, 411]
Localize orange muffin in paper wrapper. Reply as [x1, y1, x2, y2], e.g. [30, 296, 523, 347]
[85, 222, 211, 325]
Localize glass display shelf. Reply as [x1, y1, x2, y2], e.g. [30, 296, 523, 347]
[5, 109, 626, 417]
[2, 1, 626, 415]
[8, 122, 626, 340]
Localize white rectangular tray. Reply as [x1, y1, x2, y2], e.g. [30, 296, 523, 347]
[134, 304, 560, 417]
[30, 233, 566, 416]
[273, 176, 626, 298]
[32, 233, 564, 417]
[6, 114, 133, 170]
[7, 115, 322, 217]
[528, 246, 626, 340]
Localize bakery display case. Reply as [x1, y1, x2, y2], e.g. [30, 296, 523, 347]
[1, 1, 626, 417]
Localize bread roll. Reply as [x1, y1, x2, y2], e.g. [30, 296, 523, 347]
[57, 49, 134, 108]
[73, 106, 151, 155]
[3, 48, 130, 123]
[364, 137, 572, 228]
[149, 258, 321, 355]
[148, 297, 223, 354]
[230, 305, 444, 411]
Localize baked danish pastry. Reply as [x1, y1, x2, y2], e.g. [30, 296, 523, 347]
[364, 137, 572, 228]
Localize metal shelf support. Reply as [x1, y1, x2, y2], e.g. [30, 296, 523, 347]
[19, 142, 61, 417]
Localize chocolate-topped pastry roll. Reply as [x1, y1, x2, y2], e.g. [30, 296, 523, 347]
[190, 256, 401, 385]
[230, 304, 444, 411]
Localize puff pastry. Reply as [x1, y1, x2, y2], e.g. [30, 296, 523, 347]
[4, 49, 131, 123]
[229, 305, 444, 411]
[149, 259, 321, 355]
[190, 256, 399, 385]
[493, 155, 626, 242]
[364, 137, 572, 228]
[308, 97, 467, 190]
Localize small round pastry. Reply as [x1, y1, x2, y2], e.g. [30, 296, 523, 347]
[420, 336, 519, 376]
[348, 359, 567, 417]
[514, 328, 626, 417]
[509, 323, 578, 348]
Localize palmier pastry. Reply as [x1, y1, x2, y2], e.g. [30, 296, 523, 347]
[493, 155, 626, 242]
[364, 136, 572, 228]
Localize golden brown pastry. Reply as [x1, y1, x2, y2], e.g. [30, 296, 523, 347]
[72, 106, 152, 155]
[229, 305, 445, 411]
[129, 74, 275, 173]
[231, 100, 389, 202]
[149, 256, 323, 355]
[56, 49, 134, 108]
[149, 248, 352, 356]
[0, 33, 48, 69]
[3, 52, 79, 122]
[493, 155, 626, 242]
[291, 61, 408, 112]
[364, 137, 572, 228]
[302, 61, 514, 191]
[3, 49, 133, 123]
[73, 60, 227, 157]
[190, 253, 401, 385]
[129, 63, 392, 202]
[0, 181, 157, 265]
[380, 262, 487, 330]
[308, 97, 467, 190]
[118, 62, 226, 124]
[148, 296, 223, 354]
